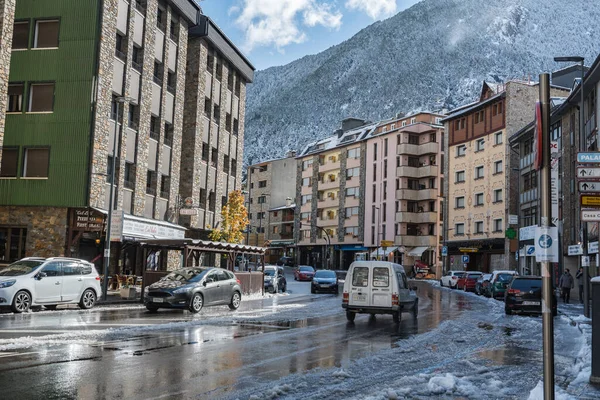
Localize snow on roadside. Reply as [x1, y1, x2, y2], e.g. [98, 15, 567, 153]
[528, 381, 577, 400]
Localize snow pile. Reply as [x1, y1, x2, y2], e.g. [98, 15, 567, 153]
[427, 373, 456, 394]
[527, 381, 577, 400]
[332, 369, 351, 379]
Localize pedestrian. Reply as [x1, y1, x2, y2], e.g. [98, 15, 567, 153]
[576, 267, 584, 304]
[558, 268, 575, 304]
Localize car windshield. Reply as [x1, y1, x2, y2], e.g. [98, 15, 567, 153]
[467, 273, 481, 279]
[497, 273, 514, 282]
[163, 268, 207, 283]
[0, 260, 44, 276]
[264, 269, 276, 276]
[455, 272, 466, 277]
[315, 270, 336, 278]
[299, 266, 314, 272]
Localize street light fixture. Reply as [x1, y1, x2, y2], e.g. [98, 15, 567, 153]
[554, 56, 589, 318]
[102, 96, 135, 301]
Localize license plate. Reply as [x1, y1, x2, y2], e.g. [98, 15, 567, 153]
[152, 298, 164, 303]
[353, 294, 366, 301]
[320, 284, 329, 288]
[522, 301, 540, 306]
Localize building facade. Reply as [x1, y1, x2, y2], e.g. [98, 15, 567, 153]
[443, 81, 568, 273]
[364, 112, 445, 275]
[0, 0, 253, 273]
[295, 118, 376, 270]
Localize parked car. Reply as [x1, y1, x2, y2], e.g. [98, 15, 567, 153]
[459, 272, 483, 292]
[276, 256, 295, 267]
[294, 265, 315, 281]
[489, 270, 519, 300]
[0, 257, 101, 313]
[311, 270, 338, 294]
[505, 276, 557, 316]
[475, 274, 492, 296]
[440, 271, 466, 289]
[144, 267, 242, 313]
[342, 261, 418, 323]
[264, 266, 287, 293]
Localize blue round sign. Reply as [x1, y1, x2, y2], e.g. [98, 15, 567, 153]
[539, 234, 552, 249]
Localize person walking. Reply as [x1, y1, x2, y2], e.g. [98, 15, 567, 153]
[576, 267, 584, 304]
[559, 269, 575, 304]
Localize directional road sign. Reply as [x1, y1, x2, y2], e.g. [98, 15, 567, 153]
[577, 167, 600, 179]
[577, 152, 600, 163]
[581, 195, 600, 207]
[582, 210, 600, 222]
[579, 182, 600, 192]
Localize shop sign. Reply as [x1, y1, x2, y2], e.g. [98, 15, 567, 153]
[123, 217, 185, 239]
[70, 208, 104, 231]
[110, 211, 124, 242]
[568, 244, 583, 256]
[589, 241, 599, 254]
[519, 225, 536, 241]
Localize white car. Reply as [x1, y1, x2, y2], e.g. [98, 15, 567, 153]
[440, 270, 467, 288]
[0, 257, 101, 313]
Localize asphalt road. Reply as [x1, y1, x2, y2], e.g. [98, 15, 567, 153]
[0, 270, 483, 399]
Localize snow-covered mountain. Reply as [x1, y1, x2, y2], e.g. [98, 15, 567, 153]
[243, 0, 600, 166]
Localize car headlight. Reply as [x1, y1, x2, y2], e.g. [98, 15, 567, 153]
[0, 280, 16, 288]
[173, 287, 191, 294]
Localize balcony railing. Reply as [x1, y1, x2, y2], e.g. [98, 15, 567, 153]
[115, 49, 127, 62]
[124, 180, 135, 190]
[128, 120, 139, 131]
[146, 187, 156, 196]
[170, 32, 178, 42]
[157, 22, 166, 32]
[153, 75, 163, 85]
[167, 84, 175, 94]
[135, 1, 146, 14]
[160, 190, 169, 199]
[132, 60, 143, 73]
[150, 130, 160, 141]
[164, 135, 173, 147]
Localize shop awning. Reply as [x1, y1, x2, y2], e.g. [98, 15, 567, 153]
[370, 246, 398, 258]
[407, 246, 430, 257]
[338, 245, 368, 251]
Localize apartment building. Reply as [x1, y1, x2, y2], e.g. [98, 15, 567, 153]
[245, 151, 297, 256]
[443, 80, 568, 273]
[363, 112, 445, 274]
[296, 118, 376, 270]
[0, 0, 15, 169]
[0, 0, 253, 273]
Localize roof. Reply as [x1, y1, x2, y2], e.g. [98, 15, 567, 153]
[298, 122, 378, 157]
[269, 204, 296, 212]
[442, 92, 506, 122]
[136, 239, 267, 255]
[363, 121, 441, 141]
[170, 0, 201, 24]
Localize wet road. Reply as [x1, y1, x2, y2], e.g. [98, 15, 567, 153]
[0, 272, 478, 400]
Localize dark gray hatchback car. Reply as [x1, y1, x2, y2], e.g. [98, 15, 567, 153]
[144, 267, 242, 313]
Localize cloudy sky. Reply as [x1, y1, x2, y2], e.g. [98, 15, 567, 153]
[199, 0, 421, 70]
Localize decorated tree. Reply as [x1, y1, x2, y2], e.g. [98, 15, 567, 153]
[209, 190, 249, 244]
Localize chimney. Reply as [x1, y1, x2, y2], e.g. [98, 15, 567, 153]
[286, 150, 297, 158]
[286, 197, 292, 207]
[335, 129, 344, 138]
[396, 112, 405, 119]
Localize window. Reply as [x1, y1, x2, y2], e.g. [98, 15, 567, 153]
[272, 226, 279, 234]
[211, 148, 218, 167]
[0, 227, 27, 262]
[402, 120, 406, 127]
[455, 196, 465, 209]
[475, 138, 485, 152]
[346, 167, 359, 179]
[430, 133, 436, 142]
[156, 8, 165, 31]
[494, 219, 503, 232]
[372, 164, 377, 181]
[391, 124, 396, 130]
[302, 159, 313, 171]
[160, 175, 170, 198]
[0, 147, 18, 177]
[410, 117, 416, 124]
[352, 267, 369, 287]
[460, 118, 466, 129]
[384, 159, 388, 179]
[475, 166, 484, 179]
[12, 21, 29, 49]
[373, 143, 378, 161]
[302, 177, 312, 187]
[494, 132, 503, 145]
[34, 20, 59, 48]
[455, 223, 465, 235]
[372, 184, 376, 202]
[475, 193, 484, 206]
[474, 110, 484, 124]
[498, 102, 503, 114]
[146, 170, 156, 195]
[302, 230, 311, 239]
[384, 138, 388, 157]
[455, 170, 465, 183]
[28, 83, 54, 112]
[301, 194, 312, 205]
[373, 267, 389, 287]
[256, 212, 265, 220]
[347, 147, 360, 159]
[301, 212, 310, 220]
[199, 188, 207, 208]
[23, 148, 49, 178]
[345, 207, 359, 218]
[124, 162, 135, 189]
[345, 227, 359, 236]
[115, 33, 126, 61]
[346, 187, 359, 197]
[259, 180, 267, 188]
[257, 196, 267, 204]
[494, 188, 503, 203]
[494, 160, 503, 174]
[456, 145, 466, 157]
[408, 135, 419, 145]
[475, 221, 484, 234]
[7, 83, 24, 112]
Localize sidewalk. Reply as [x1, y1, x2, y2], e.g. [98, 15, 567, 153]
[96, 289, 143, 305]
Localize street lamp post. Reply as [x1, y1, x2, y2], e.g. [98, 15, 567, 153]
[373, 205, 380, 259]
[102, 96, 134, 301]
[554, 56, 589, 318]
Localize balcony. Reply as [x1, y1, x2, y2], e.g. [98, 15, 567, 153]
[395, 211, 438, 224]
[397, 141, 438, 155]
[317, 216, 338, 227]
[396, 188, 438, 201]
[318, 178, 339, 191]
[317, 197, 338, 209]
[318, 160, 340, 173]
[395, 235, 438, 247]
[396, 164, 438, 178]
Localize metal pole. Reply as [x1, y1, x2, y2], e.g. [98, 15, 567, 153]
[581, 60, 590, 318]
[102, 102, 121, 301]
[539, 73, 555, 400]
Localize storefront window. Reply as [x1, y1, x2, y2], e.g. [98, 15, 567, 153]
[0, 227, 27, 262]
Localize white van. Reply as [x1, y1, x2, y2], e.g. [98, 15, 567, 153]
[342, 261, 418, 323]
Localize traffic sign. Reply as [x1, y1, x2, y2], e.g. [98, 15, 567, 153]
[380, 240, 394, 248]
[581, 195, 600, 207]
[582, 210, 600, 222]
[505, 227, 516, 239]
[462, 255, 470, 263]
[441, 246, 448, 256]
[579, 181, 600, 192]
[577, 167, 600, 179]
[526, 245, 536, 256]
[577, 152, 600, 163]
[582, 256, 590, 267]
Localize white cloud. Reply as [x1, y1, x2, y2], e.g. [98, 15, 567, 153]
[232, 0, 343, 52]
[345, 0, 397, 20]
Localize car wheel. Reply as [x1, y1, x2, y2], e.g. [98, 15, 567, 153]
[229, 291, 241, 310]
[413, 298, 419, 316]
[346, 311, 356, 322]
[146, 305, 159, 313]
[505, 306, 512, 315]
[294, 276, 297, 281]
[311, 288, 316, 294]
[188, 293, 203, 313]
[79, 289, 96, 310]
[282, 285, 287, 293]
[393, 311, 401, 323]
[440, 279, 443, 287]
[11, 290, 31, 313]
[45, 305, 58, 311]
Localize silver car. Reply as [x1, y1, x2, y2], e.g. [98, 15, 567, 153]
[144, 267, 243, 313]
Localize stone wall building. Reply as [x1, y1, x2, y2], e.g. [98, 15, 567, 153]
[0, 0, 253, 273]
[0, 0, 15, 173]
